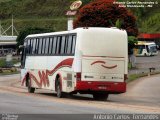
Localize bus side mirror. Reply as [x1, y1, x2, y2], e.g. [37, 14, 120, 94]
[157, 45, 159, 49]
[19, 45, 24, 49]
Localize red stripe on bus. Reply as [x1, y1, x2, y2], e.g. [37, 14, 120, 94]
[91, 60, 117, 69]
[22, 58, 73, 87]
[91, 61, 105, 65]
[101, 64, 117, 69]
[46, 58, 73, 76]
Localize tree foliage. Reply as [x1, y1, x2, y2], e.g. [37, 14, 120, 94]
[128, 36, 138, 55]
[16, 27, 53, 49]
[81, 0, 92, 5]
[73, 0, 138, 36]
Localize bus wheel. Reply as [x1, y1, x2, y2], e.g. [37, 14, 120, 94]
[93, 93, 109, 101]
[56, 78, 64, 98]
[144, 53, 147, 56]
[27, 76, 35, 93]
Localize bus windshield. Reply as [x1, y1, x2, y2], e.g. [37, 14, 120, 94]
[148, 44, 157, 52]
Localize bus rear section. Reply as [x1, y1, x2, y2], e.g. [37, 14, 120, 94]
[74, 28, 128, 100]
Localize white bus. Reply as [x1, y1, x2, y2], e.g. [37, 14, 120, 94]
[134, 41, 158, 56]
[21, 27, 128, 100]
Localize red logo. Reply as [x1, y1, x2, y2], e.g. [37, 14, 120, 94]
[70, 1, 82, 10]
[91, 61, 117, 69]
[66, 10, 77, 16]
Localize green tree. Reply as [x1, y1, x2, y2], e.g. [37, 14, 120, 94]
[115, 19, 123, 29]
[128, 36, 138, 55]
[16, 27, 53, 50]
[81, 0, 92, 5]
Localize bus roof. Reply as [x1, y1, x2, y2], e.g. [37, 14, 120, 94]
[137, 41, 156, 45]
[26, 27, 126, 38]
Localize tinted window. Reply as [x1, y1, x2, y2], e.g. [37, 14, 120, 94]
[30, 39, 34, 54]
[26, 39, 31, 54]
[35, 38, 39, 54]
[32, 39, 37, 54]
[42, 38, 46, 54]
[38, 38, 43, 54]
[52, 37, 57, 54]
[60, 36, 66, 54]
[45, 38, 50, 54]
[67, 35, 72, 54]
[25, 33, 76, 56]
[64, 36, 69, 53]
[71, 35, 76, 54]
[48, 38, 53, 54]
[56, 36, 61, 54]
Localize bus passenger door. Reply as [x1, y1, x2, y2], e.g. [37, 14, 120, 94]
[21, 47, 26, 69]
[20, 44, 27, 84]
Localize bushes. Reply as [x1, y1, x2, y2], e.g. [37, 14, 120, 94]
[0, 59, 6, 68]
[0, 58, 19, 74]
[0, 58, 20, 68]
[0, 68, 18, 74]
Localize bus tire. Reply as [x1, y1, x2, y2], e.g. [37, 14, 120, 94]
[93, 93, 109, 101]
[27, 75, 35, 93]
[56, 77, 64, 98]
[144, 53, 147, 56]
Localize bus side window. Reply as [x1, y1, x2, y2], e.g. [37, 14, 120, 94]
[27, 39, 31, 54]
[30, 39, 33, 54]
[32, 38, 37, 54]
[28, 39, 32, 54]
[48, 37, 53, 54]
[21, 42, 27, 68]
[146, 45, 149, 53]
[56, 36, 62, 55]
[52, 36, 57, 54]
[38, 38, 43, 54]
[64, 35, 69, 54]
[35, 38, 39, 54]
[42, 38, 46, 54]
[71, 35, 76, 54]
[67, 35, 72, 54]
[45, 38, 50, 54]
[60, 36, 66, 54]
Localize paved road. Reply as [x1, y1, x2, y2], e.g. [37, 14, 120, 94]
[129, 51, 160, 74]
[136, 51, 160, 63]
[110, 75, 160, 107]
[0, 74, 160, 119]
